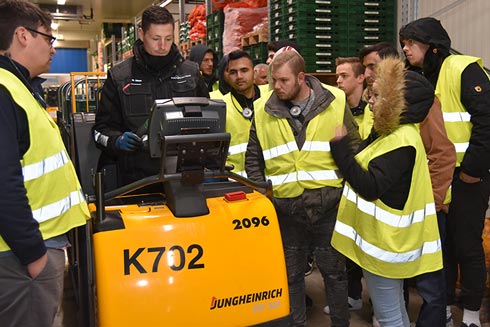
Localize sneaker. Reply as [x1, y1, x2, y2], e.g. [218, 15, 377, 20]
[323, 297, 362, 314]
[305, 258, 313, 276]
[446, 315, 453, 327]
[372, 315, 381, 327]
[460, 323, 480, 327]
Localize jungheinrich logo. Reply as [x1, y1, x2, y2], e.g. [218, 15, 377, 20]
[210, 288, 283, 310]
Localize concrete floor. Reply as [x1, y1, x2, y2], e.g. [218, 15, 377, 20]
[56, 261, 490, 327]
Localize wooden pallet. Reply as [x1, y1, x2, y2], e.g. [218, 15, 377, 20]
[242, 31, 268, 47]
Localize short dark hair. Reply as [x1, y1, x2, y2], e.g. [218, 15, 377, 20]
[228, 49, 253, 64]
[358, 42, 399, 62]
[335, 57, 365, 76]
[267, 40, 301, 53]
[141, 6, 174, 33]
[0, 0, 52, 50]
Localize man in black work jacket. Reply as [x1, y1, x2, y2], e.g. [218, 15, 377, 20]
[93, 6, 208, 186]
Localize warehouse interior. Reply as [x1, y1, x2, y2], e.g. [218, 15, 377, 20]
[22, 0, 490, 326]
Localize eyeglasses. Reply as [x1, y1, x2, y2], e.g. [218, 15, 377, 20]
[24, 27, 56, 46]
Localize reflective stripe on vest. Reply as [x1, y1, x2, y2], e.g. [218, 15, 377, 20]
[0, 68, 89, 252]
[228, 142, 248, 156]
[256, 84, 345, 198]
[23, 150, 70, 182]
[33, 190, 86, 223]
[343, 185, 436, 228]
[436, 55, 483, 166]
[331, 124, 442, 278]
[334, 220, 441, 263]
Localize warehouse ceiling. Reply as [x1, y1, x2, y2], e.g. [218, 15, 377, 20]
[34, 0, 204, 36]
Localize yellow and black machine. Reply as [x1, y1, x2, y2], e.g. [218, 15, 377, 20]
[68, 97, 291, 326]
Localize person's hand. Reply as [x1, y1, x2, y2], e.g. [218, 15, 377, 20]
[27, 253, 48, 279]
[115, 132, 142, 151]
[459, 171, 481, 184]
[331, 125, 348, 142]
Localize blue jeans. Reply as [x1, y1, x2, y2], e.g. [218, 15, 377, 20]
[363, 269, 410, 327]
[273, 187, 349, 327]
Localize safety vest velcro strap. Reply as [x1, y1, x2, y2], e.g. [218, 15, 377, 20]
[454, 142, 469, 153]
[267, 169, 339, 186]
[32, 190, 86, 223]
[263, 141, 298, 160]
[335, 220, 441, 263]
[343, 185, 436, 228]
[228, 142, 248, 156]
[302, 141, 331, 152]
[442, 112, 471, 122]
[22, 150, 69, 182]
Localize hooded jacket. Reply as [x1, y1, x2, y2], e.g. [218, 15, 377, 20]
[93, 39, 209, 186]
[188, 43, 218, 92]
[332, 57, 435, 209]
[400, 17, 490, 178]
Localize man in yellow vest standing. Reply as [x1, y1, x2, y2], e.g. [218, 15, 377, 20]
[223, 50, 270, 177]
[400, 17, 490, 327]
[0, 1, 90, 326]
[245, 47, 360, 327]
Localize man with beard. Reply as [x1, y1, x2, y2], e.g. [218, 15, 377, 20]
[245, 47, 360, 327]
[223, 50, 270, 177]
[93, 6, 208, 186]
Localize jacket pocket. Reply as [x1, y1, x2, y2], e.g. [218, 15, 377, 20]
[122, 83, 154, 117]
[170, 75, 197, 97]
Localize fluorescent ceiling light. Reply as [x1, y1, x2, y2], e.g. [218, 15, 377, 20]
[57, 0, 66, 5]
[159, 0, 172, 7]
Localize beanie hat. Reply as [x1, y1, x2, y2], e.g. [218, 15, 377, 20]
[399, 17, 451, 52]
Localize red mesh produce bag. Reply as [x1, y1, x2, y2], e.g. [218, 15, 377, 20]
[222, 6, 268, 54]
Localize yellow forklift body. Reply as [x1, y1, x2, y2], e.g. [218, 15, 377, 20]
[92, 190, 290, 326]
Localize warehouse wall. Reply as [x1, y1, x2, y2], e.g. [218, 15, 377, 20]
[399, 0, 490, 67]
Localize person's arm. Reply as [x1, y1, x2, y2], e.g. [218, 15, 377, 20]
[460, 62, 490, 180]
[341, 103, 362, 153]
[331, 134, 415, 201]
[0, 86, 47, 268]
[93, 73, 125, 156]
[245, 120, 266, 182]
[419, 97, 456, 212]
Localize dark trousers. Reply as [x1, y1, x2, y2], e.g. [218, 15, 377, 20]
[412, 210, 447, 327]
[446, 170, 490, 310]
[0, 248, 65, 327]
[273, 188, 349, 327]
[347, 258, 363, 300]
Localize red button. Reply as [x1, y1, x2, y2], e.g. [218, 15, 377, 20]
[224, 191, 247, 201]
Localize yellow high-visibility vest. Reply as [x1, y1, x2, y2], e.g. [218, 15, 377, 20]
[331, 124, 442, 278]
[254, 85, 345, 198]
[0, 68, 89, 251]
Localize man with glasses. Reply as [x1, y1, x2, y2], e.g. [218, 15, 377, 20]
[0, 1, 90, 326]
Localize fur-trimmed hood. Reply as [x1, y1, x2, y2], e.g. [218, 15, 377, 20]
[373, 57, 434, 135]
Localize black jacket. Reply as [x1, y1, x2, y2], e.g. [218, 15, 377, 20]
[0, 55, 47, 264]
[94, 40, 209, 185]
[331, 59, 434, 210]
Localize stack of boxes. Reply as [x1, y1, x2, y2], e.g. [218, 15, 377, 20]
[206, 10, 224, 60]
[269, 0, 396, 72]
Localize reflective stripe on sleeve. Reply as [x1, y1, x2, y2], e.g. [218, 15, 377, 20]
[335, 220, 441, 263]
[32, 190, 86, 223]
[22, 150, 69, 182]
